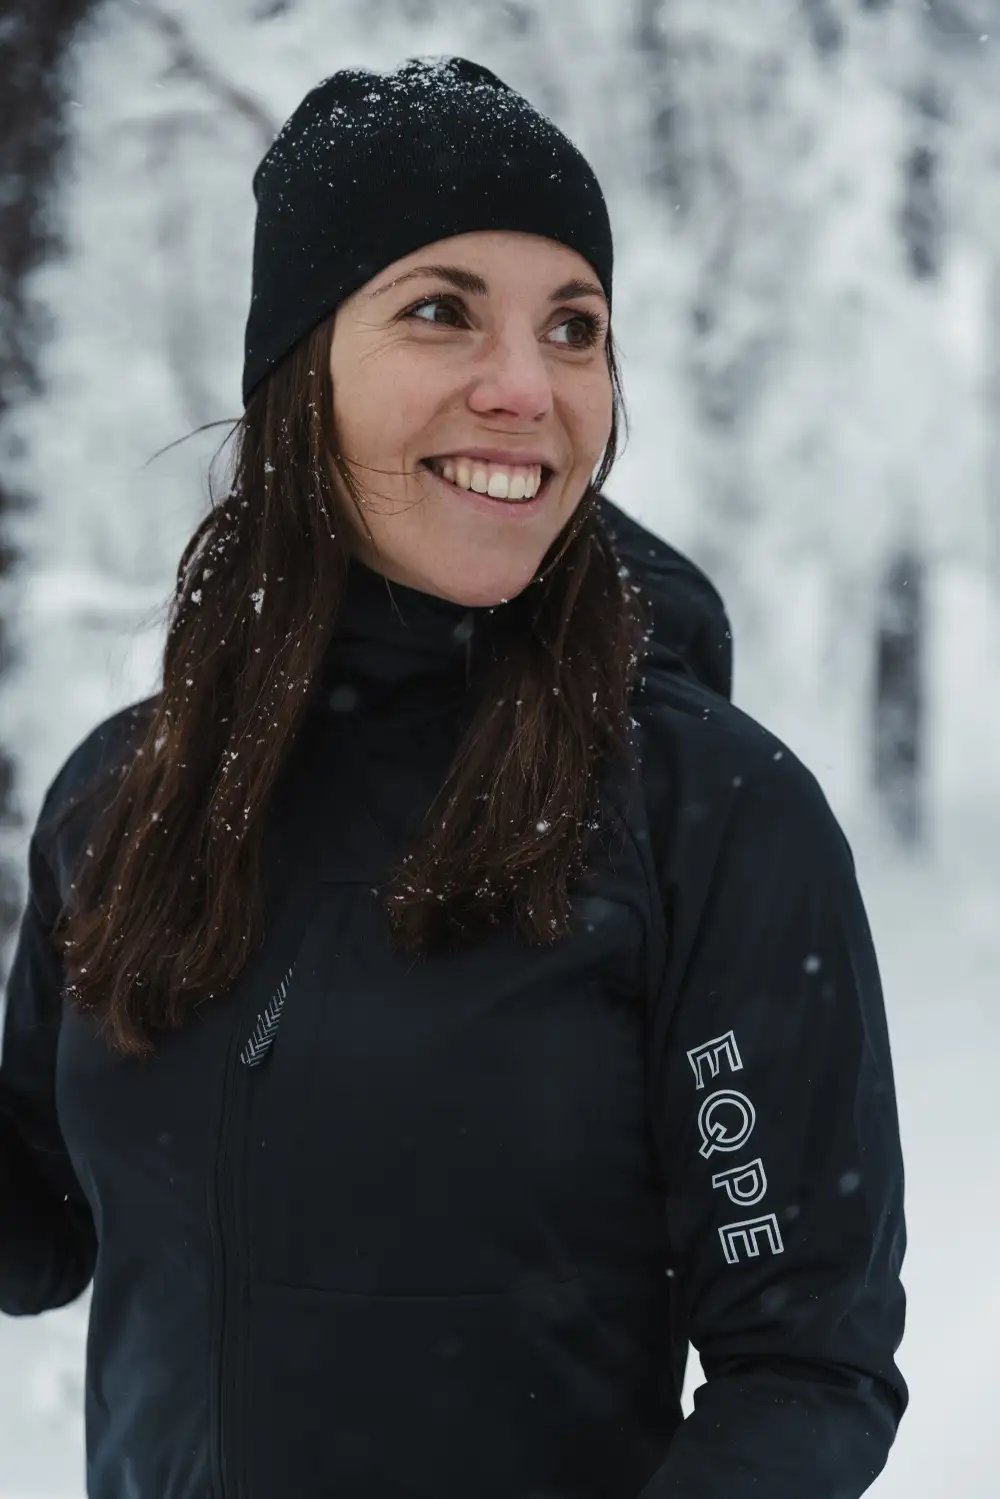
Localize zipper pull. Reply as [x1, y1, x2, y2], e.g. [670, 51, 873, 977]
[240, 964, 295, 1067]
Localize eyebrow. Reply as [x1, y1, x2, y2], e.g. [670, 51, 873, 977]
[366, 263, 608, 306]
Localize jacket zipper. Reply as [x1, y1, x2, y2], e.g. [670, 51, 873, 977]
[209, 960, 299, 1498]
[240, 965, 295, 1067]
[209, 1002, 249, 1499]
[207, 782, 328, 1497]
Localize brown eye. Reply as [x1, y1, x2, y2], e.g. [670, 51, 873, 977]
[552, 312, 604, 349]
[405, 296, 466, 327]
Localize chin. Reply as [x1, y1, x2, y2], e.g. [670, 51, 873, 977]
[358, 537, 545, 607]
[417, 558, 542, 609]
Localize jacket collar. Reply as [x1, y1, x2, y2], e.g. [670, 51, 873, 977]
[316, 561, 489, 705]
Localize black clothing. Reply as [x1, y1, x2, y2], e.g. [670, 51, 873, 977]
[243, 55, 613, 405]
[0, 500, 906, 1498]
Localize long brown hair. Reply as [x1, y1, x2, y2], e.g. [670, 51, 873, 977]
[52, 314, 647, 1059]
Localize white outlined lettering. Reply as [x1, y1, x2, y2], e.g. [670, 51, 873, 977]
[718, 1213, 785, 1266]
[697, 1089, 756, 1158]
[711, 1157, 768, 1207]
[687, 1030, 743, 1091]
[688, 1030, 785, 1267]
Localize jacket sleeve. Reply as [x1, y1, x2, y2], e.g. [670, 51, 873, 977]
[0, 818, 97, 1316]
[640, 748, 908, 1498]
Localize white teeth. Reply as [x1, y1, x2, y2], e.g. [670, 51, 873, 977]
[428, 457, 544, 501]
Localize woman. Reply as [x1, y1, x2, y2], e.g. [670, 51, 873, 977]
[0, 56, 906, 1499]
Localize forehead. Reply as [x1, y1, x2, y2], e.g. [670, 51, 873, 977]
[363, 229, 605, 301]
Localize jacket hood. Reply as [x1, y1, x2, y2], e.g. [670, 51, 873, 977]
[598, 497, 733, 701]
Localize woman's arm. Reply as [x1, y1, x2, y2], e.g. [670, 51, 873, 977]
[0, 824, 96, 1316]
[641, 746, 907, 1498]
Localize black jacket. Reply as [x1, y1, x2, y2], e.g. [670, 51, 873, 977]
[0, 499, 907, 1499]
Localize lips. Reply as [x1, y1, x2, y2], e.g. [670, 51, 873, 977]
[422, 451, 555, 471]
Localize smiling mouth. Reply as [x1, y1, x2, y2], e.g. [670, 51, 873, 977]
[419, 459, 554, 504]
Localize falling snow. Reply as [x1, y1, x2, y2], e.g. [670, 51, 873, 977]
[0, 6, 996, 1499]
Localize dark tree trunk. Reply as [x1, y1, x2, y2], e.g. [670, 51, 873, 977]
[870, 72, 943, 845]
[0, 0, 97, 978]
[873, 547, 925, 844]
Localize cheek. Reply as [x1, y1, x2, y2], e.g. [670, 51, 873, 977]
[567, 375, 614, 465]
[334, 365, 440, 469]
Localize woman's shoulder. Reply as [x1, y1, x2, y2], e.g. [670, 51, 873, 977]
[633, 667, 850, 887]
[599, 501, 845, 864]
[42, 695, 156, 808]
[635, 660, 807, 789]
[32, 696, 158, 892]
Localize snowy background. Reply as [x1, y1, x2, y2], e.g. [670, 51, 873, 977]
[1, 1, 998, 1494]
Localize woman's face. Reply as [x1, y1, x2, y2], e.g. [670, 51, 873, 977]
[328, 230, 613, 606]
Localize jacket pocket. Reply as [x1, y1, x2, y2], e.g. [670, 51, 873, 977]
[241, 1276, 667, 1499]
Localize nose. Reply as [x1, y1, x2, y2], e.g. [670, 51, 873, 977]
[466, 326, 555, 423]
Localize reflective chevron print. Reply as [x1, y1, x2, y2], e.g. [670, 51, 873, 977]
[240, 964, 295, 1067]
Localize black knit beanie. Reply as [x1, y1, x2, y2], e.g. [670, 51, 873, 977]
[242, 55, 613, 407]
